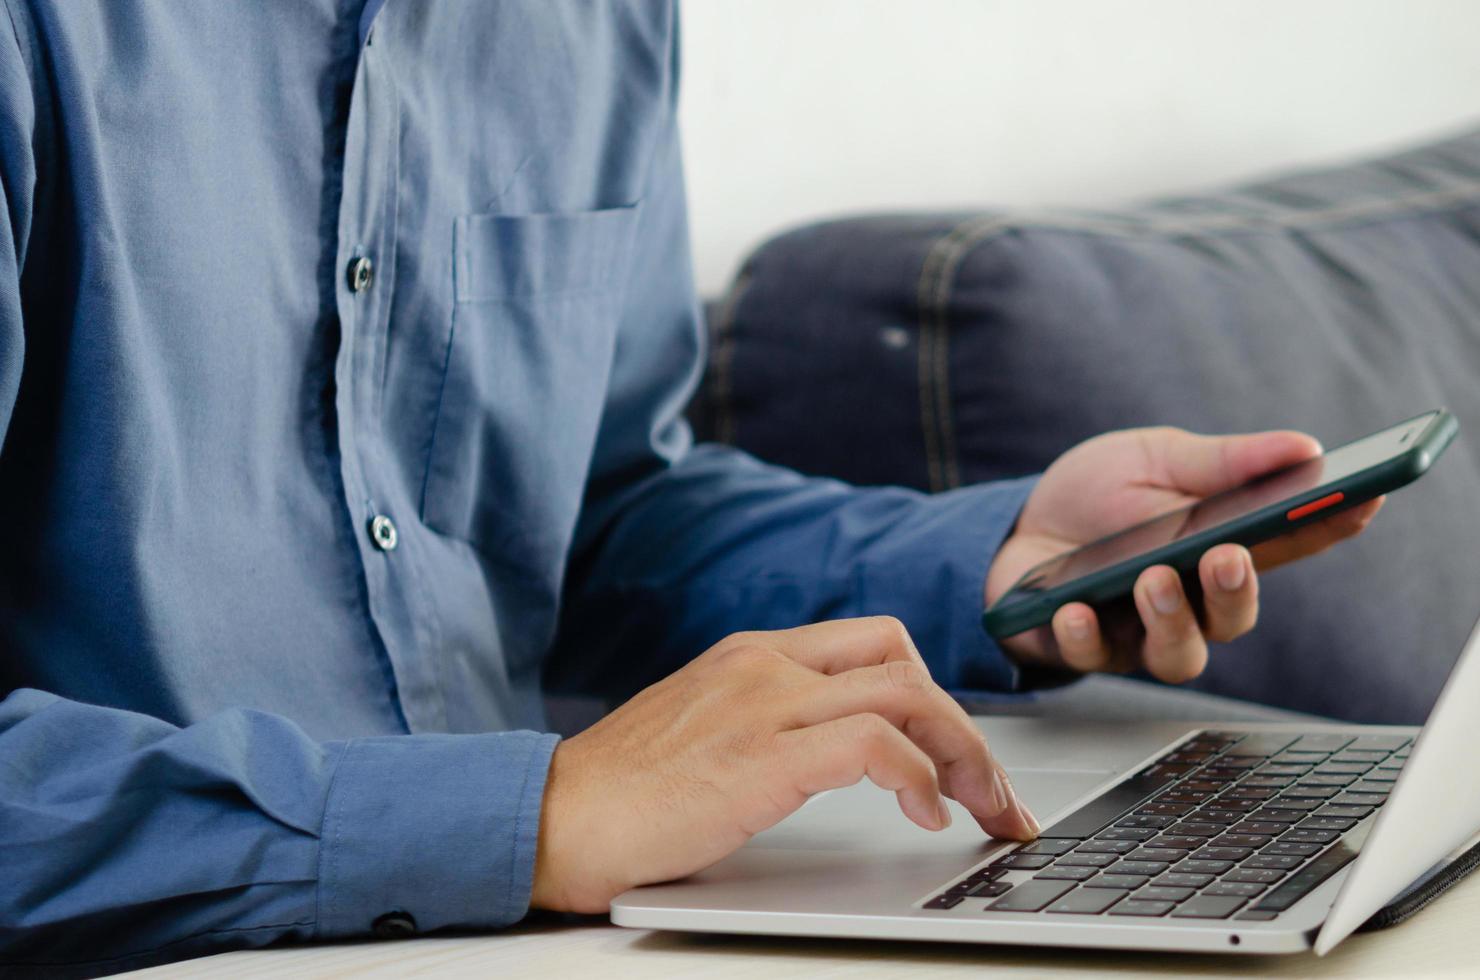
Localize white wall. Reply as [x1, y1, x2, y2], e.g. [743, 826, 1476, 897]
[678, 0, 1480, 296]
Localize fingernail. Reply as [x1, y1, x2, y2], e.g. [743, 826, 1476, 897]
[1001, 769, 1041, 837]
[1067, 613, 1092, 642]
[1215, 555, 1247, 592]
[1149, 576, 1180, 616]
[990, 767, 1010, 815]
[936, 797, 953, 830]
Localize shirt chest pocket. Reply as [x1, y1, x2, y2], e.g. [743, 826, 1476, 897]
[422, 205, 640, 573]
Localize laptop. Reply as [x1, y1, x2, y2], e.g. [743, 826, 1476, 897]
[610, 612, 1480, 955]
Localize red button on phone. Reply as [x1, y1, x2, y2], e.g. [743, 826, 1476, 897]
[1287, 492, 1345, 521]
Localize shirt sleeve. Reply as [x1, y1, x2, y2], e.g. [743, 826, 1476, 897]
[0, 689, 558, 971]
[549, 57, 1039, 702]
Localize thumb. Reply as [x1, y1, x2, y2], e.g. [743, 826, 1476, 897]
[1154, 429, 1322, 496]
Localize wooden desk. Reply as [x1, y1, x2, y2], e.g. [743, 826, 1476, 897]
[133, 870, 1476, 979]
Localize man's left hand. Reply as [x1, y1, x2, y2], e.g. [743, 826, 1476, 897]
[986, 427, 1383, 682]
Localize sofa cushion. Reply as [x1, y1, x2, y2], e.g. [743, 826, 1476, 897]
[692, 128, 1480, 723]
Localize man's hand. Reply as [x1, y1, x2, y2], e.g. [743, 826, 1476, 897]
[530, 617, 1040, 913]
[987, 427, 1383, 682]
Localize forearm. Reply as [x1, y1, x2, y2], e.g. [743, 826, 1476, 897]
[0, 690, 556, 971]
[550, 443, 1037, 700]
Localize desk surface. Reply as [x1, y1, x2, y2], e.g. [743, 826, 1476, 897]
[134, 870, 1476, 979]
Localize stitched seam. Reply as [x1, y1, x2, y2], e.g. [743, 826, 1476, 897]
[915, 215, 1012, 491]
[708, 269, 752, 445]
[506, 737, 538, 913]
[314, 739, 357, 938]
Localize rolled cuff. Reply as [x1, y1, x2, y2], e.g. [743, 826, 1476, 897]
[315, 729, 560, 938]
[855, 475, 1041, 693]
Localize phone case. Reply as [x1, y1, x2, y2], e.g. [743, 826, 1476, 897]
[983, 409, 1459, 640]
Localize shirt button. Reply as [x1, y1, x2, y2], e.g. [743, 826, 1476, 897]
[368, 514, 398, 552]
[347, 256, 374, 293]
[372, 910, 417, 939]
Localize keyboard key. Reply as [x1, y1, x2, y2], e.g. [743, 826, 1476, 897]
[1076, 839, 1137, 855]
[1055, 852, 1119, 868]
[1224, 867, 1285, 885]
[1194, 810, 1245, 824]
[966, 866, 1008, 883]
[1182, 780, 1224, 794]
[1247, 808, 1303, 824]
[1282, 784, 1340, 800]
[1353, 780, 1393, 796]
[1235, 909, 1279, 921]
[1203, 880, 1267, 898]
[1348, 735, 1409, 752]
[1116, 814, 1177, 830]
[1331, 750, 1390, 764]
[1137, 886, 1195, 902]
[1047, 887, 1129, 914]
[1111, 860, 1171, 877]
[1137, 802, 1194, 817]
[1298, 816, 1358, 832]
[1222, 787, 1278, 801]
[1208, 798, 1261, 813]
[1096, 827, 1157, 842]
[1259, 763, 1313, 777]
[993, 852, 1056, 870]
[1289, 734, 1354, 753]
[1019, 839, 1078, 856]
[1086, 873, 1147, 890]
[1314, 804, 1372, 821]
[1169, 822, 1223, 838]
[1230, 734, 1297, 756]
[1126, 847, 1185, 864]
[1153, 872, 1215, 889]
[1366, 769, 1400, 783]
[1333, 792, 1386, 808]
[924, 893, 964, 909]
[1160, 791, 1215, 805]
[1214, 756, 1263, 770]
[1241, 775, 1295, 788]
[1171, 894, 1249, 919]
[1231, 822, 1285, 836]
[967, 879, 1013, 897]
[1213, 834, 1272, 849]
[986, 880, 1075, 912]
[1264, 841, 1322, 858]
[1264, 797, 1322, 811]
[1180, 859, 1234, 875]
[1109, 899, 1176, 917]
[1036, 865, 1099, 882]
[1316, 762, 1372, 776]
[1165, 750, 1215, 764]
[1243, 854, 1304, 871]
[1281, 829, 1339, 845]
[1252, 844, 1359, 912]
[1151, 835, 1205, 850]
[1299, 773, 1356, 787]
[1191, 847, 1253, 863]
[1271, 751, 1330, 765]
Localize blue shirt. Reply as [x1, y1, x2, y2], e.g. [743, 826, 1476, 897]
[0, 1, 1033, 970]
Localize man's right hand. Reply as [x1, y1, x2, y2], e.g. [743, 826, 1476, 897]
[529, 617, 1040, 913]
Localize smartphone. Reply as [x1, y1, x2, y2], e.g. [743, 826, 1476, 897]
[983, 408, 1459, 639]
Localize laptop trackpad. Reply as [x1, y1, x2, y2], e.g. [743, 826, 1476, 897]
[749, 768, 1111, 854]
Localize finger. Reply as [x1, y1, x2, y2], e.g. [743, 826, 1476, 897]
[1133, 566, 1209, 684]
[1250, 496, 1385, 571]
[1146, 428, 1322, 497]
[1197, 544, 1259, 643]
[755, 615, 924, 675]
[776, 713, 949, 832]
[781, 660, 1039, 838]
[1050, 603, 1114, 673]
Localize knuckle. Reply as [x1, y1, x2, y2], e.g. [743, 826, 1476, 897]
[717, 641, 784, 673]
[882, 658, 930, 693]
[849, 712, 896, 748]
[870, 615, 915, 652]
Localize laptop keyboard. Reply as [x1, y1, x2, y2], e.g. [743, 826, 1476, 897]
[922, 730, 1408, 920]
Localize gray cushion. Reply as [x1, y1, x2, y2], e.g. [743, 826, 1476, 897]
[694, 128, 1480, 724]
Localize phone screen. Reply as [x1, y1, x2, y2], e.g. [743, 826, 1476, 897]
[996, 412, 1437, 605]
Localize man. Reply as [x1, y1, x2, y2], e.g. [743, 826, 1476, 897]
[0, 2, 1379, 971]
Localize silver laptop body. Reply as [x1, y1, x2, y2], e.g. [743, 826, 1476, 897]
[611, 614, 1480, 955]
